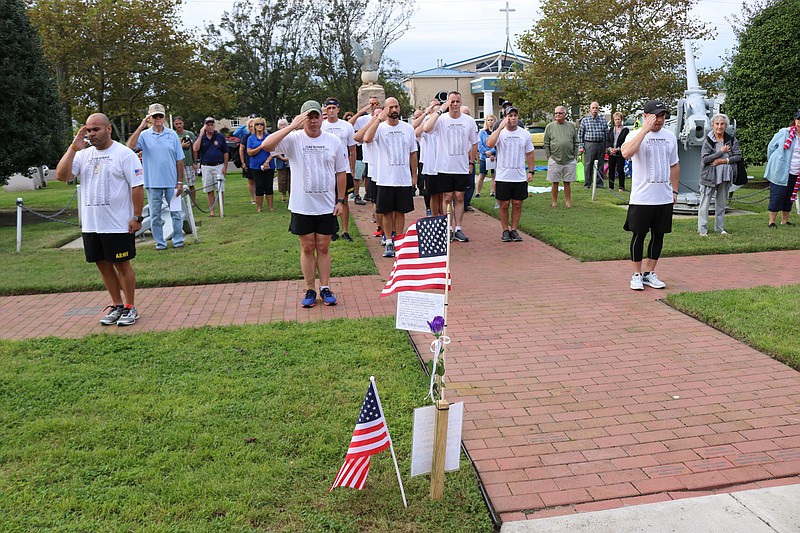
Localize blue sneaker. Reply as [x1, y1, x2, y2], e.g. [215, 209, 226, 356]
[301, 289, 317, 308]
[320, 287, 337, 306]
[426, 209, 432, 216]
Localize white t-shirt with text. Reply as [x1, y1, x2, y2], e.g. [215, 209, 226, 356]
[275, 130, 349, 215]
[72, 141, 144, 233]
[370, 121, 416, 187]
[495, 127, 534, 182]
[321, 119, 356, 166]
[432, 113, 479, 174]
[624, 128, 680, 205]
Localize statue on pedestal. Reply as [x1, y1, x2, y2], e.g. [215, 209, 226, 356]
[351, 37, 385, 85]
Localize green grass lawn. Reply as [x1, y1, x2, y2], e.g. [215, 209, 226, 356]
[0, 176, 376, 295]
[472, 164, 799, 262]
[0, 317, 494, 532]
[665, 287, 800, 370]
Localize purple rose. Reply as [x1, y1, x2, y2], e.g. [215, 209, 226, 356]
[428, 316, 445, 336]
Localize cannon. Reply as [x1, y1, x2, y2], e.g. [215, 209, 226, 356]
[666, 40, 738, 214]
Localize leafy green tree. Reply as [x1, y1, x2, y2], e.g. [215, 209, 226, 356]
[28, 0, 233, 140]
[723, 0, 800, 165]
[503, 0, 709, 119]
[207, 0, 313, 126]
[0, 0, 65, 183]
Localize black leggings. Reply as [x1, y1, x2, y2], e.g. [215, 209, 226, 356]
[608, 155, 625, 189]
[252, 168, 274, 196]
[630, 232, 664, 263]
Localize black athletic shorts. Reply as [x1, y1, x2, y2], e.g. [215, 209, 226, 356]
[624, 203, 674, 234]
[376, 185, 415, 214]
[251, 168, 274, 196]
[83, 232, 136, 263]
[335, 173, 355, 199]
[289, 212, 339, 236]
[495, 181, 529, 202]
[425, 174, 440, 195]
[436, 172, 470, 193]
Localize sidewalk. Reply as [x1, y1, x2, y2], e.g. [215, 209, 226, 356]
[1, 196, 798, 528]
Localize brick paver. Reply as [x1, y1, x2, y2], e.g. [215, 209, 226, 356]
[2, 197, 799, 524]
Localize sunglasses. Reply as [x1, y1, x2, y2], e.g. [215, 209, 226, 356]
[152, 114, 165, 119]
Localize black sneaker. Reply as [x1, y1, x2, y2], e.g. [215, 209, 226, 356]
[331, 233, 339, 241]
[501, 230, 512, 242]
[341, 232, 353, 242]
[453, 229, 469, 242]
[510, 229, 523, 242]
[354, 196, 366, 205]
[100, 304, 124, 326]
[116, 306, 139, 327]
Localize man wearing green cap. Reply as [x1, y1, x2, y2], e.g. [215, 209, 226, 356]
[261, 100, 348, 308]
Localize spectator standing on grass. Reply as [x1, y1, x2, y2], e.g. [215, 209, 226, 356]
[239, 118, 256, 205]
[544, 106, 578, 208]
[193, 117, 228, 217]
[606, 112, 629, 191]
[422, 91, 478, 242]
[127, 103, 184, 250]
[764, 110, 800, 228]
[261, 100, 348, 308]
[579, 101, 607, 188]
[476, 114, 497, 198]
[321, 97, 357, 242]
[56, 113, 144, 326]
[246, 117, 274, 213]
[173, 116, 198, 203]
[272, 118, 291, 202]
[621, 100, 680, 291]
[698, 113, 740, 237]
[486, 106, 534, 242]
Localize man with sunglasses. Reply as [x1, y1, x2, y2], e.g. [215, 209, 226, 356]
[127, 103, 185, 250]
[192, 117, 229, 217]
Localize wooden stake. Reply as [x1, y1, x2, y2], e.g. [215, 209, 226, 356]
[430, 398, 450, 499]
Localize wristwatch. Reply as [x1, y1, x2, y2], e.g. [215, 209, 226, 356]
[336, 198, 345, 204]
[132, 215, 144, 222]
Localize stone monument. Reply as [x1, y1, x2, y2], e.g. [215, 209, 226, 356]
[352, 37, 386, 107]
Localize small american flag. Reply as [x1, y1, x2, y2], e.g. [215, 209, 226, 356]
[329, 381, 392, 491]
[380, 215, 449, 297]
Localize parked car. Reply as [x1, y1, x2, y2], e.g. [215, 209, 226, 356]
[528, 126, 545, 148]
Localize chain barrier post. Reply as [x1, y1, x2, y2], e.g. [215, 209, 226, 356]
[76, 184, 81, 225]
[16, 198, 23, 253]
[218, 177, 225, 217]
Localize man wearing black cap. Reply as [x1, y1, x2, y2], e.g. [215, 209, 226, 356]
[621, 100, 680, 291]
[192, 117, 228, 217]
[321, 97, 357, 242]
[261, 100, 348, 308]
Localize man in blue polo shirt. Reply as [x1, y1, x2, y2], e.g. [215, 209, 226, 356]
[127, 103, 185, 249]
[192, 117, 229, 217]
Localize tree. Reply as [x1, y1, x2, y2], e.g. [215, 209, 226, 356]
[723, 0, 800, 165]
[207, 0, 313, 126]
[0, 0, 66, 183]
[28, 0, 233, 140]
[503, 0, 710, 119]
[306, 0, 415, 112]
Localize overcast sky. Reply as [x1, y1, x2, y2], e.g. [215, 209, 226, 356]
[182, 0, 743, 73]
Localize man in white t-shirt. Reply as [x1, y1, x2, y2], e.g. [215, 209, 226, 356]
[360, 97, 418, 258]
[350, 96, 381, 204]
[422, 91, 478, 242]
[354, 103, 386, 240]
[321, 97, 357, 242]
[414, 99, 443, 216]
[621, 100, 680, 291]
[261, 100, 348, 308]
[55, 113, 145, 326]
[485, 106, 535, 242]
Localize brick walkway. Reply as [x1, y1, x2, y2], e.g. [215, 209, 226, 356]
[2, 197, 799, 525]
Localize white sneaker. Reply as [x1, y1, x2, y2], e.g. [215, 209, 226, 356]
[642, 272, 666, 289]
[630, 273, 644, 290]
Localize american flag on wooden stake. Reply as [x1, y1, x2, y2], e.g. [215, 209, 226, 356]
[329, 380, 392, 491]
[380, 215, 449, 297]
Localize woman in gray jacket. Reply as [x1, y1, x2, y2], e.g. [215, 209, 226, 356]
[698, 114, 741, 236]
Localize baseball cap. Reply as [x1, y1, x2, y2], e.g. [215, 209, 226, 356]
[248, 113, 258, 118]
[300, 100, 322, 115]
[643, 100, 669, 115]
[794, 110, 800, 119]
[204, 117, 215, 123]
[502, 100, 513, 107]
[148, 103, 166, 116]
[505, 106, 519, 115]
